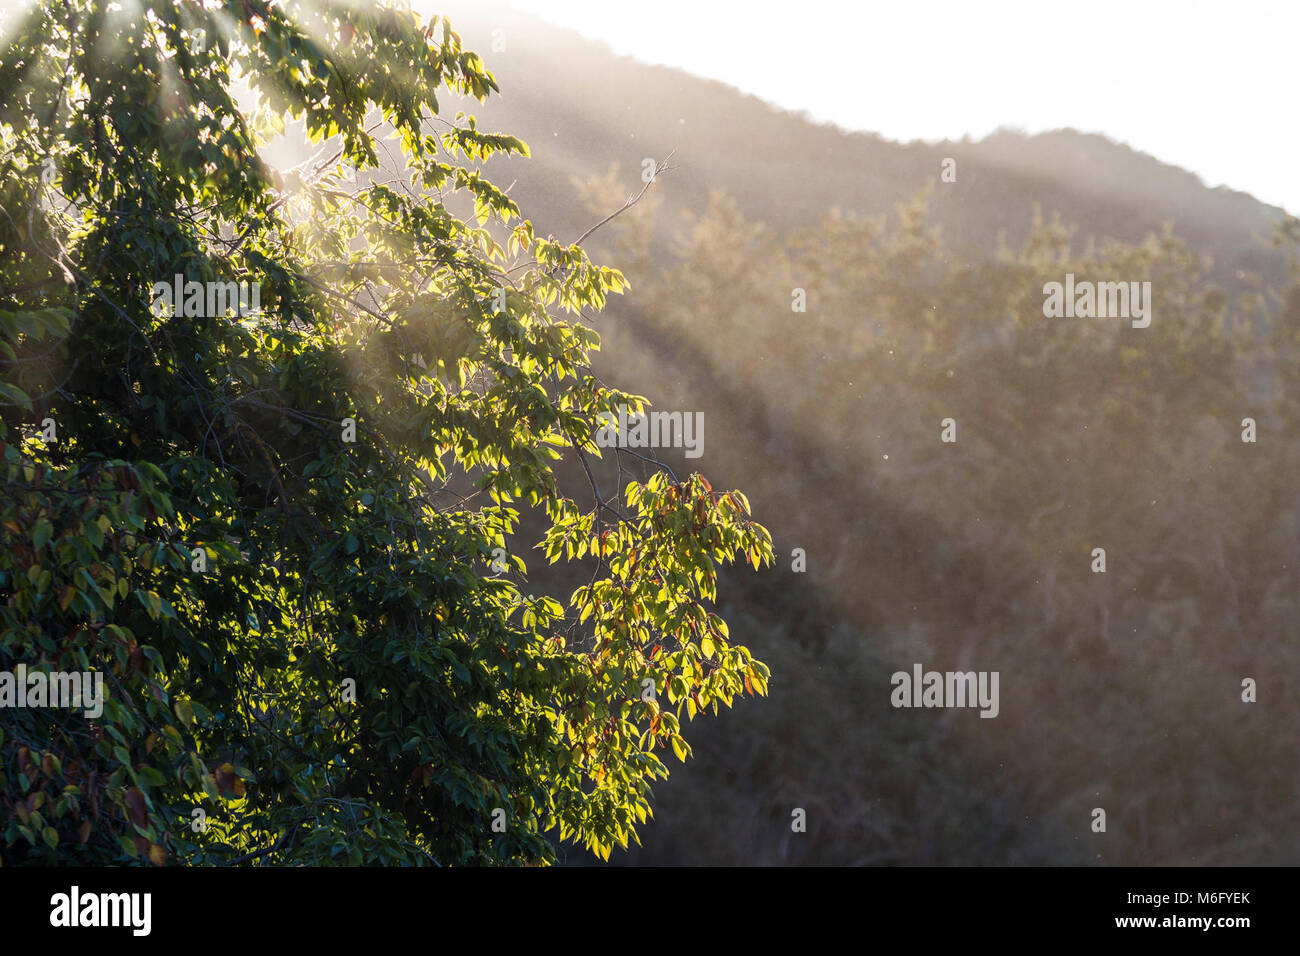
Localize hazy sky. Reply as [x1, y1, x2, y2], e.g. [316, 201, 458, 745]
[491, 0, 1298, 214]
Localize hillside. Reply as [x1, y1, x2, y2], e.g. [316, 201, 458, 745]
[426, 8, 1300, 866]
[438, 6, 1287, 290]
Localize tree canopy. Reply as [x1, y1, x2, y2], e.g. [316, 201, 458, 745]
[0, 0, 771, 865]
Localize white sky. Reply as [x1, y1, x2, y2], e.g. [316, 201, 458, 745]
[487, 0, 1299, 214]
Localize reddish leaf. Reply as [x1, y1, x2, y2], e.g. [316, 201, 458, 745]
[125, 786, 148, 828]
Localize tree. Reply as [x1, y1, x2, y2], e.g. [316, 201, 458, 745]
[0, 0, 771, 865]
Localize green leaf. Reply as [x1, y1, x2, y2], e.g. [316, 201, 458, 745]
[0, 382, 33, 410]
[139, 590, 162, 620]
[31, 518, 52, 551]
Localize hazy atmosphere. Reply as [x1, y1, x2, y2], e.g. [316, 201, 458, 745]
[1, 0, 1295, 899]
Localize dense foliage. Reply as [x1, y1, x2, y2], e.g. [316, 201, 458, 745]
[0, 0, 771, 865]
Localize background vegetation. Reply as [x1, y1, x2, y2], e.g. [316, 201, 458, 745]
[439, 7, 1300, 865]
